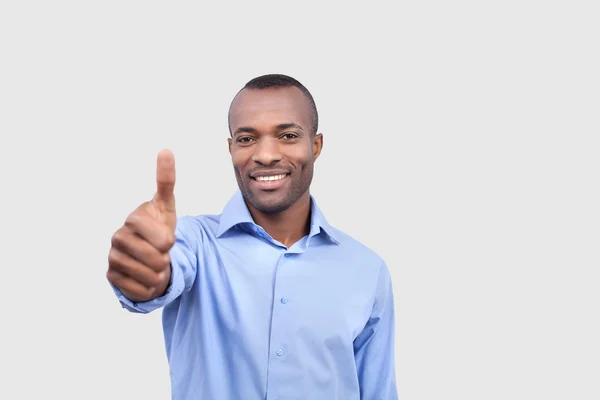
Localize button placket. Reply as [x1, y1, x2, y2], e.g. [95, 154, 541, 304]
[266, 251, 295, 398]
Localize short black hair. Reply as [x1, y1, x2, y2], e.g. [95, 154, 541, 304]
[229, 74, 319, 136]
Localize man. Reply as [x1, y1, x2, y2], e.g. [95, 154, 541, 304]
[107, 74, 398, 399]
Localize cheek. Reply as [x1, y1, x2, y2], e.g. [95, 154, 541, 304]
[231, 150, 250, 169]
[286, 143, 313, 166]
[293, 150, 314, 168]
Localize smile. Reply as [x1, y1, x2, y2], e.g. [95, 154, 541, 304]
[253, 174, 288, 182]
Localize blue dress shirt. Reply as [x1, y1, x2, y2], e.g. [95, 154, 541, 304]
[113, 191, 398, 399]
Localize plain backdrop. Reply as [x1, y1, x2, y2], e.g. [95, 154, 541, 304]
[1, 1, 598, 399]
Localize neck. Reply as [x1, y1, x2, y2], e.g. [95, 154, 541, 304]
[247, 192, 312, 248]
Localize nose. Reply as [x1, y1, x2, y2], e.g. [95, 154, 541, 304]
[252, 137, 282, 166]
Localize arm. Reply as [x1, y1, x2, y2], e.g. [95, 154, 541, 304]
[353, 261, 398, 399]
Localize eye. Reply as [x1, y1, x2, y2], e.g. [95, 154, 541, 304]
[237, 136, 255, 144]
[281, 132, 299, 140]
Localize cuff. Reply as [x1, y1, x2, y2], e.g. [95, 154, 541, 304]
[111, 262, 185, 314]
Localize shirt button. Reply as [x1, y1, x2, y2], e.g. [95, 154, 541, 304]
[276, 349, 284, 356]
[280, 297, 288, 304]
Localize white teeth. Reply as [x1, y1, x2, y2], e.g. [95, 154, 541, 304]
[256, 174, 286, 182]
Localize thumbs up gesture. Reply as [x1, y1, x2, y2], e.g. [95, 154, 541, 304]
[107, 150, 177, 303]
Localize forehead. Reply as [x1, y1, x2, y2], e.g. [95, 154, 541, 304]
[229, 87, 312, 131]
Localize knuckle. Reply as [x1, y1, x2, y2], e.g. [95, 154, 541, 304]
[161, 253, 171, 268]
[111, 228, 128, 247]
[159, 232, 174, 251]
[165, 232, 176, 248]
[150, 253, 169, 271]
[146, 286, 156, 299]
[158, 270, 170, 285]
[107, 247, 120, 265]
[149, 273, 163, 288]
[110, 230, 120, 247]
[106, 269, 120, 284]
[124, 212, 141, 228]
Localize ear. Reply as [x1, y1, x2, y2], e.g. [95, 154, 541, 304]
[312, 133, 323, 160]
[228, 137, 232, 155]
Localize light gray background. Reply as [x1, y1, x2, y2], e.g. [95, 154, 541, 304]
[1, 1, 598, 399]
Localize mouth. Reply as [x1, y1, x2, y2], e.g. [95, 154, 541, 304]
[250, 173, 290, 190]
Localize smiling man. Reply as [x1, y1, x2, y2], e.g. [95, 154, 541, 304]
[107, 74, 398, 399]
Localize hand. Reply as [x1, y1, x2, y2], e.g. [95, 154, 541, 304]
[107, 149, 177, 303]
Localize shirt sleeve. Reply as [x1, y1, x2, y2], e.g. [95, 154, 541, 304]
[353, 261, 399, 399]
[112, 216, 198, 314]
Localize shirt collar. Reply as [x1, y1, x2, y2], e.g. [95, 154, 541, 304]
[216, 190, 341, 245]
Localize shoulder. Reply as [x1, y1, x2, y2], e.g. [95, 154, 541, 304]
[326, 225, 388, 272]
[175, 214, 218, 230]
[326, 225, 394, 301]
[173, 214, 222, 243]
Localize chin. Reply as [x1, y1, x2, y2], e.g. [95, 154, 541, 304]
[247, 193, 292, 214]
[236, 174, 310, 215]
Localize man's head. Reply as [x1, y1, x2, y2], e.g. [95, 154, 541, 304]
[228, 74, 323, 214]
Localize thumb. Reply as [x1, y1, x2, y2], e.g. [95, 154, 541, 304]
[154, 149, 176, 212]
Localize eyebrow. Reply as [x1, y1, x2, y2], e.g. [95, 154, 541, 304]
[233, 123, 304, 137]
[233, 127, 258, 136]
[276, 123, 304, 132]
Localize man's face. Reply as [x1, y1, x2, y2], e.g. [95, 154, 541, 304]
[228, 86, 323, 214]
